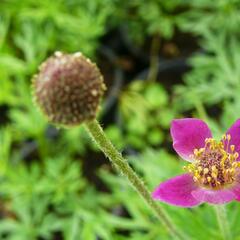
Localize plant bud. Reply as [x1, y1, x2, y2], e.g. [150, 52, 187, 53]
[32, 51, 106, 127]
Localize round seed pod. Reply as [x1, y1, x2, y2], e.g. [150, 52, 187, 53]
[32, 51, 106, 127]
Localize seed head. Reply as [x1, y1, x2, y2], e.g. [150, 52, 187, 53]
[32, 51, 106, 127]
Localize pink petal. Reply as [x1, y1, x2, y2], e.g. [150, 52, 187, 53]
[225, 119, 240, 160]
[152, 174, 201, 207]
[170, 118, 212, 162]
[233, 187, 240, 201]
[191, 188, 236, 204]
[231, 176, 240, 201]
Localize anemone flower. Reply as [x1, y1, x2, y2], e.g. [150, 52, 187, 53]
[152, 118, 240, 207]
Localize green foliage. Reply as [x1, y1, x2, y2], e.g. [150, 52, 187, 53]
[1, 0, 115, 57]
[119, 0, 185, 44]
[106, 81, 175, 150]
[99, 149, 236, 239]
[174, 0, 240, 131]
[1, 0, 240, 239]
[178, 0, 240, 35]
[175, 32, 240, 111]
[0, 131, 112, 239]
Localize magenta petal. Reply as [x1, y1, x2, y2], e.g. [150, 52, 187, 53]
[233, 186, 240, 201]
[225, 119, 240, 160]
[231, 176, 240, 201]
[191, 188, 236, 204]
[170, 118, 212, 161]
[152, 174, 201, 207]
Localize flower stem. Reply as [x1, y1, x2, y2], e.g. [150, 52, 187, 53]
[85, 119, 187, 240]
[214, 205, 231, 240]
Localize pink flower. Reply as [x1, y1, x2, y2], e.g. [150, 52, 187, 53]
[152, 118, 240, 207]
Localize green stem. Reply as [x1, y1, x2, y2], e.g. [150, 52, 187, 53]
[85, 119, 187, 240]
[214, 205, 231, 240]
[147, 34, 160, 83]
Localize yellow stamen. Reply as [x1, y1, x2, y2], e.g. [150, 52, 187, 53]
[184, 134, 240, 190]
[211, 172, 218, 179]
[227, 134, 231, 141]
[203, 168, 209, 174]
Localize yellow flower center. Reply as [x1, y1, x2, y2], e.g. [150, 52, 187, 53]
[184, 134, 240, 189]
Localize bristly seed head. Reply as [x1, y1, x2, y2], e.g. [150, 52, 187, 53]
[32, 51, 106, 127]
[184, 134, 240, 189]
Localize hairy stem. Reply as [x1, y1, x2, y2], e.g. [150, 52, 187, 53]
[85, 119, 187, 240]
[214, 205, 231, 240]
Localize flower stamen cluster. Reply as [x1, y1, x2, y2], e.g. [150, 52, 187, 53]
[153, 118, 240, 207]
[184, 134, 240, 189]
